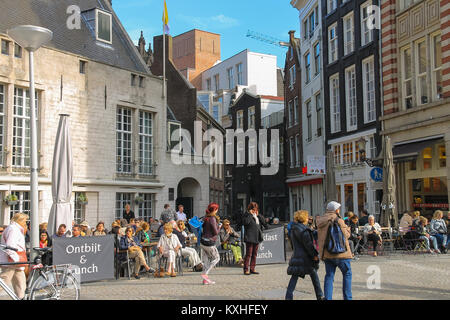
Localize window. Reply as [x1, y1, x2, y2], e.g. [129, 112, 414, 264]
[139, 76, 145, 88]
[343, 13, 354, 55]
[237, 63, 243, 85]
[236, 110, 244, 129]
[74, 192, 86, 224]
[316, 93, 322, 137]
[116, 107, 133, 174]
[423, 147, 432, 170]
[212, 104, 219, 122]
[438, 145, 446, 168]
[342, 142, 353, 165]
[248, 106, 255, 129]
[288, 100, 294, 127]
[328, 24, 338, 64]
[295, 134, 301, 167]
[214, 74, 220, 91]
[361, 2, 373, 46]
[330, 74, 340, 133]
[1, 40, 9, 55]
[334, 145, 341, 165]
[289, 65, 296, 88]
[290, 137, 295, 168]
[304, 20, 309, 39]
[363, 57, 376, 123]
[168, 121, 181, 151]
[227, 67, 234, 89]
[345, 66, 357, 131]
[206, 78, 211, 91]
[306, 101, 312, 141]
[401, 47, 412, 109]
[415, 40, 428, 105]
[115, 193, 132, 220]
[369, 136, 376, 159]
[79, 60, 87, 74]
[14, 43, 22, 58]
[294, 97, 299, 125]
[139, 111, 153, 175]
[13, 87, 38, 168]
[314, 42, 320, 75]
[432, 33, 442, 100]
[305, 52, 311, 83]
[10, 191, 30, 220]
[96, 10, 112, 44]
[138, 193, 153, 221]
[131, 74, 137, 86]
[328, 0, 337, 13]
[0, 84, 4, 166]
[309, 9, 316, 36]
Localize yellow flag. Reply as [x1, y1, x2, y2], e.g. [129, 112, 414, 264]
[163, 0, 169, 25]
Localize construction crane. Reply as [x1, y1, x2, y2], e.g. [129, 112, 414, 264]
[246, 30, 290, 48]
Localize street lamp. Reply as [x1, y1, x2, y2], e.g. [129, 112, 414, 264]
[357, 137, 380, 167]
[7, 25, 52, 259]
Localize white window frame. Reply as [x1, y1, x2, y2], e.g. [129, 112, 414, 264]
[248, 106, 255, 129]
[305, 52, 311, 83]
[206, 78, 211, 91]
[116, 107, 133, 174]
[315, 92, 322, 137]
[328, 0, 337, 14]
[139, 111, 153, 175]
[115, 193, 133, 220]
[306, 100, 312, 142]
[295, 134, 301, 167]
[74, 192, 86, 224]
[431, 32, 442, 101]
[328, 23, 338, 64]
[288, 100, 293, 127]
[10, 191, 30, 220]
[214, 74, 220, 91]
[237, 63, 243, 85]
[362, 56, 376, 123]
[330, 74, 340, 133]
[415, 39, 428, 106]
[289, 65, 296, 89]
[138, 193, 154, 221]
[345, 65, 357, 131]
[236, 110, 244, 129]
[96, 9, 113, 44]
[343, 13, 354, 55]
[314, 42, 320, 75]
[227, 67, 234, 89]
[361, 2, 373, 46]
[401, 46, 413, 109]
[294, 97, 299, 125]
[290, 137, 295, 168]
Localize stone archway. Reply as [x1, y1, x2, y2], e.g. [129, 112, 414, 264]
[176, 177, 202, 219]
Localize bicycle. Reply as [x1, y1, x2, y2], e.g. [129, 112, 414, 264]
[0, 244, 80, 300]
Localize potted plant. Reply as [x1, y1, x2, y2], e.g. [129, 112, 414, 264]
[77, 193, 88, 205]
[4, 194, 18, 206]
[134, 196, 144, 205]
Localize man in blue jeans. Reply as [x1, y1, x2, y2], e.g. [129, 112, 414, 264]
[316, 201, 353, 300]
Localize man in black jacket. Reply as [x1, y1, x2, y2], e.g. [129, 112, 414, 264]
[242, 202, 268, 275]
[123, 204, 135, 223]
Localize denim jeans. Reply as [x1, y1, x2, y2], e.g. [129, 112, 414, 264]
[324, 259, 352, 300]
[285, 269, 323, 300]
[419, 235, 439, 250]
[433, 234, 448, 249]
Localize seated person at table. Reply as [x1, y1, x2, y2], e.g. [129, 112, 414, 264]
[93, 221, 107, 236]
[399, 211, 413, 235]
[119, 227, 152, 279]
[175, 221, 203, 271]
[348, 215, 361, 255]
[411, 211, 421, 228]
[135, 222, 151, 244]
[219, 219, 243, 266]
[430, 210, 448, 253]
[157, 223, 182, 277]
[53, 224, 67, 239]
[72, 225, 83, 238]
[39, 231, 50, 248]
[415, 217, 440, 254]
[363, 215, 382, 256]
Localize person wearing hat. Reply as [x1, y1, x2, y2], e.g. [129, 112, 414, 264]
[79, 221, 93, 236]
[316, 201, 352, 300]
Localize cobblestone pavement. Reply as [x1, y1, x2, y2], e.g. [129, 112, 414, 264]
[78, 253, 450, 300]
[0, 253, 448, 300]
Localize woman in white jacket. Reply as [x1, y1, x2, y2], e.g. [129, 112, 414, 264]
[0, 213, 29, 299]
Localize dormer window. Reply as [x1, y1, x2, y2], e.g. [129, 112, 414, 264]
[96, 9, 112, 44]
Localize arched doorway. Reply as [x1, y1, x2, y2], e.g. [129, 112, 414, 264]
[176, 177, 202, 219]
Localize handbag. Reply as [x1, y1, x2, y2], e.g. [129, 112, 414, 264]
[7, 251, 28, 269]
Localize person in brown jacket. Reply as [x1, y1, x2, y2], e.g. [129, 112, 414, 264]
[316, 201, 352, 300]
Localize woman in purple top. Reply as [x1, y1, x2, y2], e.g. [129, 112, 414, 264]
[200, 203, 221, 285]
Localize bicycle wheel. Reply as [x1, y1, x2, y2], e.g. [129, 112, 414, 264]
[29, 270, 80, 300]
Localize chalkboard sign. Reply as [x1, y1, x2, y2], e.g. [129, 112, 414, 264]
[52, 235, 115, 283]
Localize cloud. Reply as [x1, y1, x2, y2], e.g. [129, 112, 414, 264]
[177, 13, 239, 29]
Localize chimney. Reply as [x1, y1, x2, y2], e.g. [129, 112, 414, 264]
[150, 34, 173, 77]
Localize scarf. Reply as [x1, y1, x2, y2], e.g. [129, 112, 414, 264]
[251, 213, 259, 225]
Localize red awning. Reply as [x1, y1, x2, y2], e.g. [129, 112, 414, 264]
[288, 178, 323, 187]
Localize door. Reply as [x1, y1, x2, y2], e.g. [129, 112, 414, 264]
[176, 197, 194, 219]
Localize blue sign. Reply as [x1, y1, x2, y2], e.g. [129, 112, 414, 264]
[370, 167, 383, 182]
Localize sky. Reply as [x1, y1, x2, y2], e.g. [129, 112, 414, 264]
[113, 0, 300, 69]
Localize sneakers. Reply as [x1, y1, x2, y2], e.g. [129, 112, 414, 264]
[201, 274, 215, 285]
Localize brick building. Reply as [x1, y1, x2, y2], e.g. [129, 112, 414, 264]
[380, 0, 450, 216]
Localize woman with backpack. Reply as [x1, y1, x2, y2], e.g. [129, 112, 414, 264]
[200, 203, 221, 285]
[285, 210, 324, 300]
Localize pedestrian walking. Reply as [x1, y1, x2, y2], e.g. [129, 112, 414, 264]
[0, 213, 29, 299]
[285, 210, 324, 300]
[200, 203, 221, 285]
[242, 202, 268, 275]
[316, 201, 353, 300]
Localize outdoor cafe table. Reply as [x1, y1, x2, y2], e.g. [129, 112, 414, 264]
[142, 242, 158, 267]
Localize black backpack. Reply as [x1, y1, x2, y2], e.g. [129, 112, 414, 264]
[325, 219, 347, 254]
